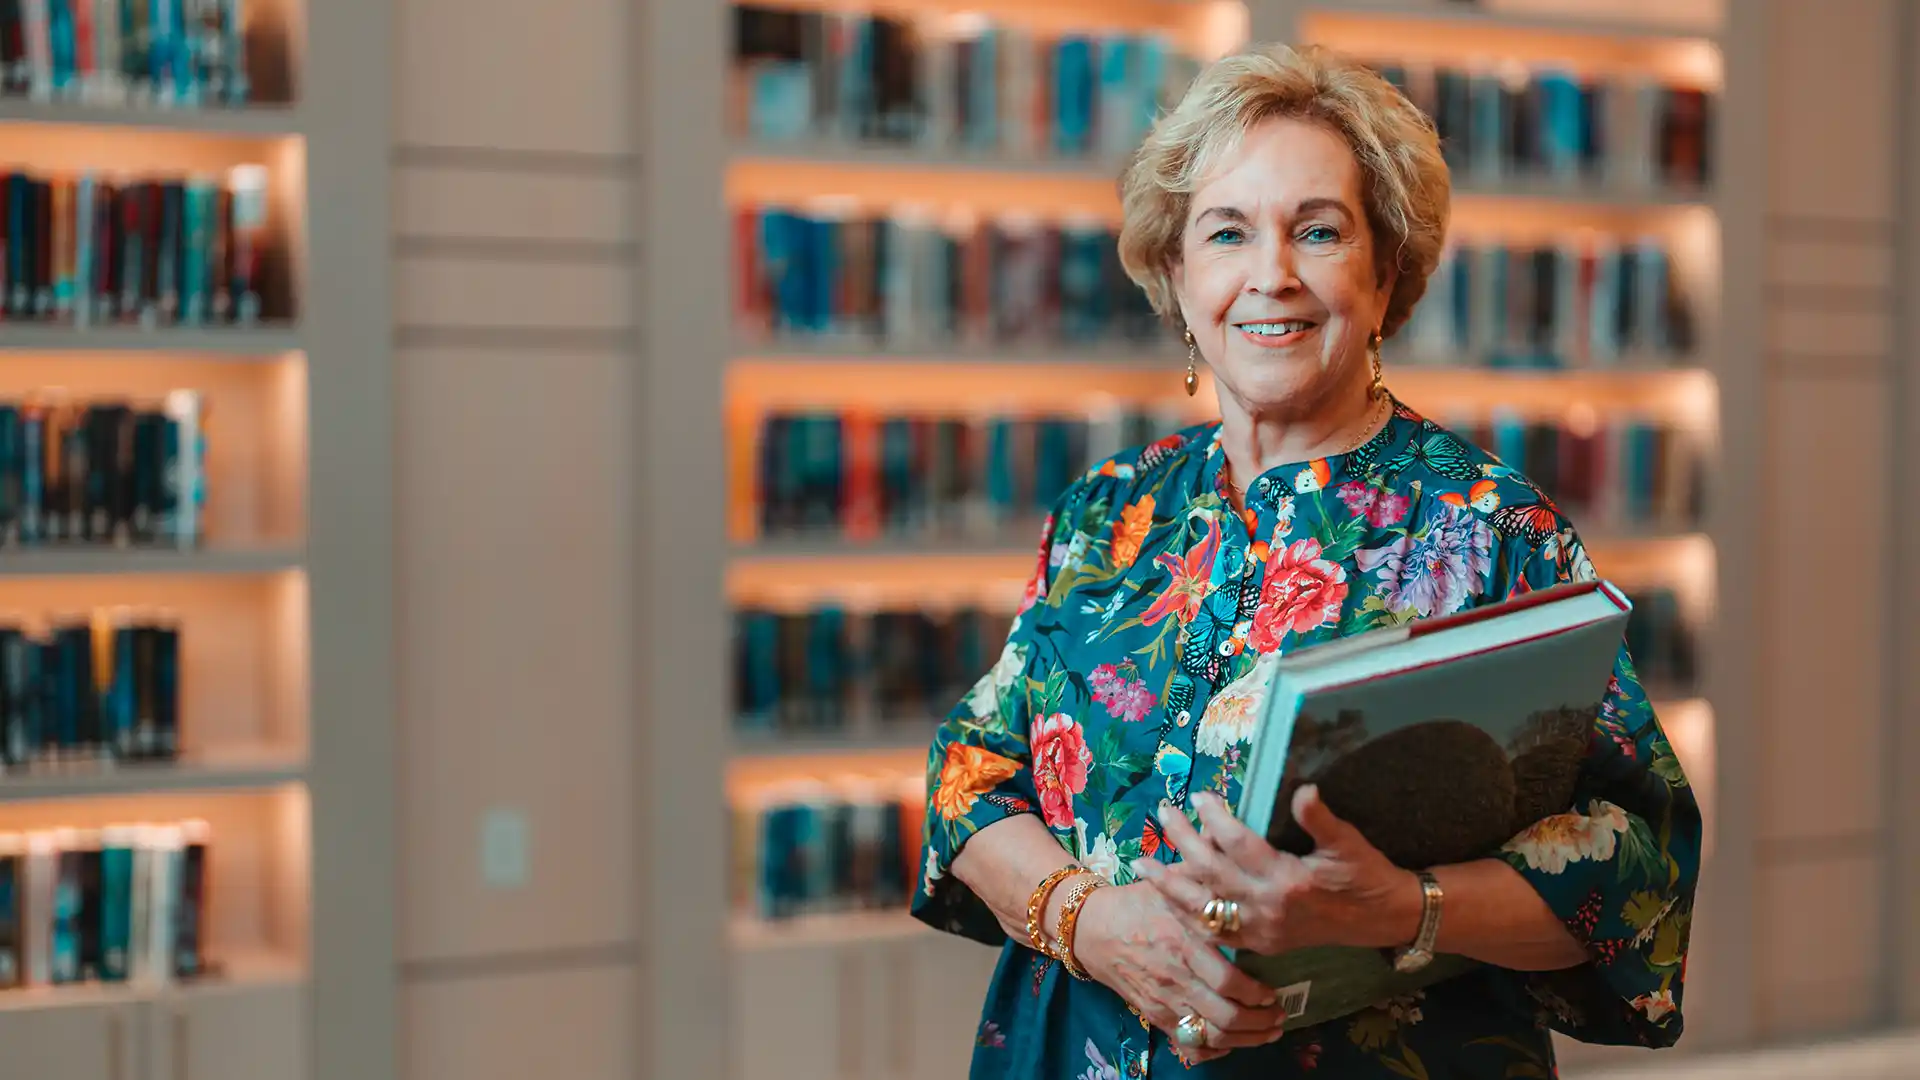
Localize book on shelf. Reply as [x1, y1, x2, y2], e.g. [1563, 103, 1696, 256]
[0, 0, 251, 108]
[740, 405, 1183, 544]
[733, 772, 925, 924]
[735, 205, 1163, 349]
[1444, 408, 1706, 536]
[0, 388, 208, 550]
[734, 601, 1014, 738]
[731, 3, 1200, 159]
[0, 606, 183, 771]
[737, 406, 1704, 545]
[1368, 60, 1713, 194]
[1218, 578, 1632, 1028]
[1, 165, 272, 329]
[1396, 236, 1695, 369]
[0, 817, 211, 991]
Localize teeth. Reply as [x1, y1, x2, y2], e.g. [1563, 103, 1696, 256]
[1240, 321, 1312, 336]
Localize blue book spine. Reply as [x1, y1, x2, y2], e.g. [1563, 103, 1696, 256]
[48, 0, 76, 96]
[147, 0, 168, 98]
[99, 831, 133, 981]
[1067, 38, 1096, 155]
[986, 418, 1013, 520]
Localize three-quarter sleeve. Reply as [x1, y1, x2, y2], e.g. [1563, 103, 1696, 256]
[910, 479, 1092, 946]
[1489, 535, 1704, 1047]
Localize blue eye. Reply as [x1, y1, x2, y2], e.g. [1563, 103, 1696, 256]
[1206, 227, 1245, 245]
[1301, 225, 1339, 243]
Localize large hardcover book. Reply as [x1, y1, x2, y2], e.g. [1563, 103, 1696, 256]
[1220, 579, 1631, 1028]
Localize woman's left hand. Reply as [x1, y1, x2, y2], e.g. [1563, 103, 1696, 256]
[1135, 784, 1419, 956]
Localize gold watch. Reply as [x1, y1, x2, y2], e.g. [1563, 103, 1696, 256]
[1392, 871, 1443, 974]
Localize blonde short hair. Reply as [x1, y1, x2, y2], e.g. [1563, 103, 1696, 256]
[1118, 42, 1450, 339]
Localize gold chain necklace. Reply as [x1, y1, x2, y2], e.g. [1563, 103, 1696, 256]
[1226, 393, 1391, 498]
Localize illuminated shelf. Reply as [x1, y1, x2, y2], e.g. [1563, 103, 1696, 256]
[1303, 0, 1723, 48]
[1451, 177, 1711, 210]
[0, 544, 305, 578]
[730, 910, 928, 952]
[0, 949, 304, 1013]
[730, 151, 1710, 222]
[732, 532, 1042, 564]
[0, 749, 306, 804]
[732, 725, 938, 761]
[732, 139, 1129, 177]
[0, 99, 304, 137]
[1300, 6, 1723, 89]
[736, 341, 1177, 368]
[0, 324, 304, 357]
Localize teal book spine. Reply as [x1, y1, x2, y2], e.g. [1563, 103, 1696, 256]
[99, 826, 134, 981]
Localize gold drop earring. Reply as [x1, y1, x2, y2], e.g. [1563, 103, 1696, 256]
[1183, 327, 1199, 397]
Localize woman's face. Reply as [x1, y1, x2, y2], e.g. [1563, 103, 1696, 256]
[1172, 115, 1396, 420]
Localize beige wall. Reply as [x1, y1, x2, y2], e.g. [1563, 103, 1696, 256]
[391, 0, 642, 1075]
[1752, 0, 1902, 1043]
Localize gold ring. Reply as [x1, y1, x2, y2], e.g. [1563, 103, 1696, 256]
[1175, 1013, 1209, 1049]
[1203, 897, 1241, 936]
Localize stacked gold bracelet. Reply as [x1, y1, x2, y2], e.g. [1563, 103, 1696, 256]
[1053, 875, 1108, 981]
[1025, 864, 1084, 956]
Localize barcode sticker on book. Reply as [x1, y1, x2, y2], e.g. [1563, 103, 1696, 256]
[1275, 981, 1312, 1019]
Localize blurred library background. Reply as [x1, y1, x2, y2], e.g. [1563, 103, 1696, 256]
[0, 0, 1915, 1078]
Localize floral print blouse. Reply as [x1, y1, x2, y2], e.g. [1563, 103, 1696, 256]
[911, 396, 1702, 1079]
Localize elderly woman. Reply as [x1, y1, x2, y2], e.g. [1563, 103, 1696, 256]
[910, 42, 1701, 1079]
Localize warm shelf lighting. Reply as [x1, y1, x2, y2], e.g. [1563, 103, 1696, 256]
[1301, 10, 1724, 91]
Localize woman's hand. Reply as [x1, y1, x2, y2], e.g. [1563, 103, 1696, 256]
[1070, 881, 1290, 1063]
[1135, 785, 1421, 957]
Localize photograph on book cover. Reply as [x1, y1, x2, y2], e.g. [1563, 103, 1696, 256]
[1225, 604, 1627, 1028]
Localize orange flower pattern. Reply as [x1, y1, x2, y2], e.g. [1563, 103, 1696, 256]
[1111, 495, 1156, 570]
[932, 743, 1023, 821]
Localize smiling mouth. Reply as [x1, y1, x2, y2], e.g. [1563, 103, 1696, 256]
[1233, 319, 1318, 340]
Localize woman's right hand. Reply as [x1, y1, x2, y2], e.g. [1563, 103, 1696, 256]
[1071, 881, 1290, 1062]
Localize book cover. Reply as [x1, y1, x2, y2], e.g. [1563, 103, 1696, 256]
[1218, 580, 1631, 1029]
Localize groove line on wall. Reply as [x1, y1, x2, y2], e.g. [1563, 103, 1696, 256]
[1762, 283, 1894, 311]
[1757, 829, 1884, 864]
[393, 144, 639, 175]
[394, 236, 641, 264]
[396, 326, 639, 350]
[1767, 215, 1897, 245]
[1763, 353, 1888, 378]
[401, 942, 642, 983]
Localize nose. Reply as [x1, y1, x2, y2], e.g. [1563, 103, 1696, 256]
[1245, 233, 1301, 297]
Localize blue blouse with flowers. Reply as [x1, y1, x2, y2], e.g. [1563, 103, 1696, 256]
[911, 395, 1701, 1079]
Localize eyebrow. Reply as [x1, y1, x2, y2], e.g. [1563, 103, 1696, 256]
[1194, 197, 1357, 225]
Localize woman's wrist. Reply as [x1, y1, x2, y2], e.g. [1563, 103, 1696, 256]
[1355, 866, 1426, 949]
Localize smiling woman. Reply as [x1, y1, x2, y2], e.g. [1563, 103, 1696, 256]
[911, 41, 1702, 1080]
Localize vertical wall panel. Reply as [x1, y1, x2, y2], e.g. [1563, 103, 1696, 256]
[1765, 0, 1897, 222]
[395, 0, 633, 155]
[396, 347, 634, 964]
[392, 0, 641, 1070]
[1754, 0, 1903, 1043]
[403, 968, 636, 1080]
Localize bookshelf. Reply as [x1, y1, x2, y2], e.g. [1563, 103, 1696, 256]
[663, 0, 1765, 1076]
[0, 0, 394, 1078]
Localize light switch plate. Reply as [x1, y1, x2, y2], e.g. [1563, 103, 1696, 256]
[480, 806, 530, 889]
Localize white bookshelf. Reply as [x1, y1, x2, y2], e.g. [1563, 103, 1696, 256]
[0, 100, 305, 137]
[0, 0, 396, 1076]
[0, 325, 304, 355]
